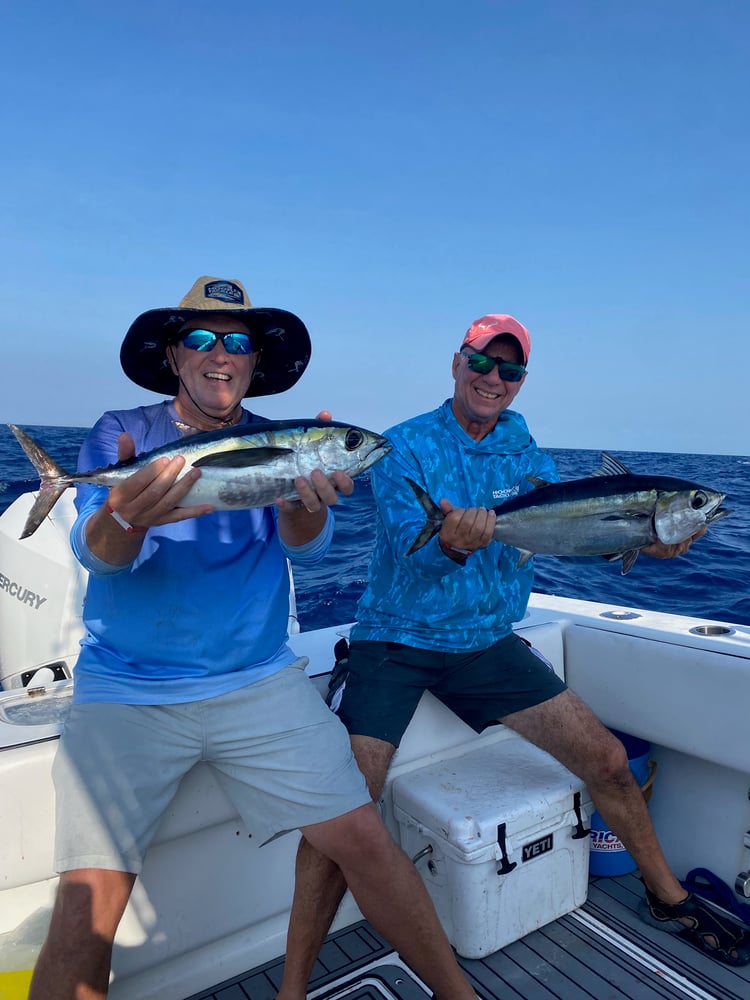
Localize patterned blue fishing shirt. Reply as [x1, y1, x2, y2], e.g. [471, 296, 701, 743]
[352, 399, 558, 651]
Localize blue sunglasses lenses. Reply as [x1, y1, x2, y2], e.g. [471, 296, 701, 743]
[465, 352, 526, 382]
[180, 330, 255, 355]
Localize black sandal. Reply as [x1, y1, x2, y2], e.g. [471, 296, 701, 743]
[640, 886, 750, 967]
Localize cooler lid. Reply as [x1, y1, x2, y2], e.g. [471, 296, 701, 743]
[392, 737, 588, 852]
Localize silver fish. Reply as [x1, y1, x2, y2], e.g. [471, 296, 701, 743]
[407, 451, 730, 574]
[9, 419, 390, 540]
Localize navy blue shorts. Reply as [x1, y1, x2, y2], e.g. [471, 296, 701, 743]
[337, 634, 567, 748]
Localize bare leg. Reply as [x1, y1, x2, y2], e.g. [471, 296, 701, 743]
[279, 736, 395, 997]
[279, 736, 475, 1000]
[280, 838, 348, 995]
[500, 691, 750, 955]
[29, 868, 136, 1000]
[502, 689, 686, 903]
[301, 801, 476, 1000]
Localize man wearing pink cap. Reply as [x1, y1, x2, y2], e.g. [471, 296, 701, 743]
[278, 314, 749, 997]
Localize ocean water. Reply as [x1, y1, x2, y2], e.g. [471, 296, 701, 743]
[1, 424, 749, 631]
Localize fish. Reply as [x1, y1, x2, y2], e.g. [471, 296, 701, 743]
[406, 451, 731, 574]
[8, 419, 391, 540]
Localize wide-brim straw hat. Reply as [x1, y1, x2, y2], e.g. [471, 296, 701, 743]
[120, 276, 311, 398]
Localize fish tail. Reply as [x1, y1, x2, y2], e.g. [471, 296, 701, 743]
[405, 477, 445, 555]
[18, 483, 69, 539]
[8, 424, 73, 539]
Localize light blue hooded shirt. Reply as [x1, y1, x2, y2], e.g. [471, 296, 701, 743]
[352, 400, 558, 651]
[70, 401, 333, 705]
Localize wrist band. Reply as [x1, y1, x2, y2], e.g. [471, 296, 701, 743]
[441, 539, 472, 560]
[107, 505, 146, 534]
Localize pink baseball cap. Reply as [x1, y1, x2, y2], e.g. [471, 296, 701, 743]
[461, 314, 531, 364]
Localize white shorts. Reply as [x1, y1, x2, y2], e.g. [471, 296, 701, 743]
[53, 659, 370, 873]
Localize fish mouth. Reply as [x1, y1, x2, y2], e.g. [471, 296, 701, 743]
[361, 437, 391, 469]
[371, 439, 392, 458]
[707, 504, 732, 524]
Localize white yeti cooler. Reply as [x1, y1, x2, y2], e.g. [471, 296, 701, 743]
[392, 736, 592, 958]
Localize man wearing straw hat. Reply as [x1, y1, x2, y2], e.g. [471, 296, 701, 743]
[29, 277, 477, 1000]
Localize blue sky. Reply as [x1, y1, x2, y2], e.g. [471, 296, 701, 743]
[1, 0, 747, 455]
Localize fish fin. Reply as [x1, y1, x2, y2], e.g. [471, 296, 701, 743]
[526, 475, 552, 489]
[19, 484, 69, 539]
[8, 425, 72, 539]
[620, 549, 640, 574]
[600, 511, 651, 523]
[8, 424, 71, 480]
[590, 451, 633, 478]
[193, 446, 294, 468]
[515, 549, 534, 567]
[601, 548, 640, 573]
[404, 477, 445, 555]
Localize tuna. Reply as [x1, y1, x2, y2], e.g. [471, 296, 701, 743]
[406, 452, 730, 574]
[9, 420, 390, 539]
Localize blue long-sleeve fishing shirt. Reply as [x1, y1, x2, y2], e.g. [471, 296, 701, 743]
[351, 399, 558, 651]
[70, 401, 333, 704]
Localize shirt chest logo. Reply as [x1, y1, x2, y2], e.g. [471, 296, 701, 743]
[492, 486, 519, 502]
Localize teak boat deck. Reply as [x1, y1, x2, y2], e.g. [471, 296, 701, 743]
[185, 873, 750, 1000]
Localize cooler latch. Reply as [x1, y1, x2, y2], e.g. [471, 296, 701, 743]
[571, 790, 590, 840]
[496, 823, 517, 875]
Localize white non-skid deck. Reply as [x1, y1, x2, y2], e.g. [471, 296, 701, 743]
[183, 873, 750, 1000]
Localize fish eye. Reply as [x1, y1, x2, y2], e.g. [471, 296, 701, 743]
[345, 429, 364, 451]
[691, 491, 709, 510]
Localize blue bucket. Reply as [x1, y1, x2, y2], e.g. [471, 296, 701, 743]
[589, 729, 652, 877]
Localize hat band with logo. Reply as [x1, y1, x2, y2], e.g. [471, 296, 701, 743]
[119, 276, 312, 398]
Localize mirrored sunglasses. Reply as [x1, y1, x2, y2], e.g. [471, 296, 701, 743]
[462, 350, 526, 382]
[179, 329, 256, 355]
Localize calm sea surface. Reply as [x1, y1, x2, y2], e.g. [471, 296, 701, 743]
[1, 424, 749, 630]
